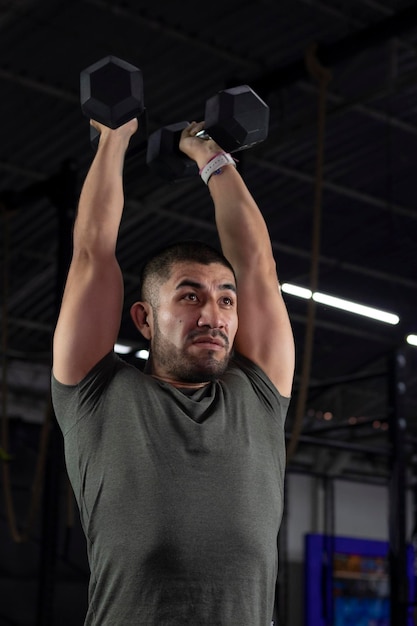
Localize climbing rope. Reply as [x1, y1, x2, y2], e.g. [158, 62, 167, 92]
[287, 43, 332, 463]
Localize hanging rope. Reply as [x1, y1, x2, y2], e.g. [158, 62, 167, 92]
[287, 43, 332, 463]
[1, 205, 52, 543]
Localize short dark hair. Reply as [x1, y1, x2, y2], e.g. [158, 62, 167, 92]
[139, 240, 236, 304]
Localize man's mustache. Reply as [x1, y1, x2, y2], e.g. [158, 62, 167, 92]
[187, 329, 229, 348]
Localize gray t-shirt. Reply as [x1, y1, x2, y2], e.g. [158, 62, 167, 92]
[51, 351, 289, 625]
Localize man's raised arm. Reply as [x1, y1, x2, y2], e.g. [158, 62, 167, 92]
[52, 119, 138, 385]
[180, 122, 295, 397]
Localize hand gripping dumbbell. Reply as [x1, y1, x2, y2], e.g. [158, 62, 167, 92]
[146, 84, 269, 181]
[80, 55, 147, 153]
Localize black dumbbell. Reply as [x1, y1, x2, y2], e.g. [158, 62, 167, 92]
[80, 55, 147, 152]
[146, 84, 269, 181]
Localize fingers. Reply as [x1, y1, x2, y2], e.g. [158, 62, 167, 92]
[90, 117, 138, 137]
[184, 121, 205, 136]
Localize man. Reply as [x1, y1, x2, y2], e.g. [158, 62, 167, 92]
[52, 116, 295, 625]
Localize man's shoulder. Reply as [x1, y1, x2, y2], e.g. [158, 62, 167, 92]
[227, 352, 291, 406]
[228, 351, 268, 380]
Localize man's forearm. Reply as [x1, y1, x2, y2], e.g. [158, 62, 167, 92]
[73, 121, 136, 257]
[178, 123, 275, 276]
[207, 163, 276, 276]
[52, 121, 136, 386]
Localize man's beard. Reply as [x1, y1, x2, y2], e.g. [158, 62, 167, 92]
[151, 317, 232, 383]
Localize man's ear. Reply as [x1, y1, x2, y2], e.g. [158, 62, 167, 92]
[130, 301, 153, 340]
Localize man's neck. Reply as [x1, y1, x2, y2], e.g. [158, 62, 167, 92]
[150, 373, 210, 390]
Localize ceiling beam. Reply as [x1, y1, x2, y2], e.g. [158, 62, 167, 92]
[122, 198, 417, 290]
[83, 0, 261, 70]
[253, 4, 417, 94]
[250, 155, 417, 221]
[0, 66, 78, 102]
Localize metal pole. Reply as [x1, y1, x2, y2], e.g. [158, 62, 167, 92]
[322, 477, 335, 626]
[388, 349, 408, 626]
[286, 432, 391, 457]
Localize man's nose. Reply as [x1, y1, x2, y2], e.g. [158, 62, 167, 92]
[197, 301, 224, 329]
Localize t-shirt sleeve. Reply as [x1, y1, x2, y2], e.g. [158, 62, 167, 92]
[51, 351, 121, 435]
[231, 352, 291, 424]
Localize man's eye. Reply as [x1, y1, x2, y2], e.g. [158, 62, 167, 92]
[184, 293, 198, 301]
[222, 296, 233, 306]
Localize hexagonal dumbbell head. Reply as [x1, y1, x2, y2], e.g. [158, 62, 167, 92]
[146, 122, 198, 181]
[204, 85, 269, 153]
[80, 56, 144, 128]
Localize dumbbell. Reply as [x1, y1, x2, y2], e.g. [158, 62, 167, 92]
[146, 85, 269, 181]
[80, 55, 147, 152]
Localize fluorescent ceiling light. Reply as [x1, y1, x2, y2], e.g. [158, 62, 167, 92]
[135, 349, 150, 360]
[115, 344, 150, 359]
[281, 282, 399, 325]
[407, 334, 417, 347]
[313, 292, 399, 325]
[114, 343, 132, 354]
[281, 283, 312, 299]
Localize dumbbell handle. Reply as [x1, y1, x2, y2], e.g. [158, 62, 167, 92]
[146, 84, 269, 181]
[196, 130, 210, 140]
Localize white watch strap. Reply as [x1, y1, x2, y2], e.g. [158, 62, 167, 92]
[200, 152, 236, 185]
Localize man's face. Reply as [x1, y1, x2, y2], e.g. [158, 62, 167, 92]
[149, 261, 238, 384]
